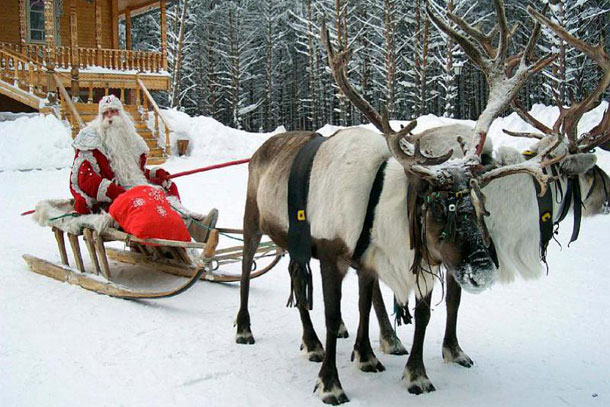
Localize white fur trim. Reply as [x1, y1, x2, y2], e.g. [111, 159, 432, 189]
[149, 167, 160, 179]
[33, 199, 116, 235]
[97, 178, 113, 203]
[71, 151, 102, 209]
[73, 126, 105, 153]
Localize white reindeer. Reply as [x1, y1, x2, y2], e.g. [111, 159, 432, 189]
[234, 1, 567, 403]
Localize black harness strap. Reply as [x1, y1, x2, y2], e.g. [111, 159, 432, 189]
[352, 160, 388, 264]
[569, 177, 582, 245]
[287, 133, 327, 310]
[534, 173, 554, 262]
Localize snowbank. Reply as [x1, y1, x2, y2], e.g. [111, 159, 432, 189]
[0, 102, 607, 171]
[162, 109, 284, 161]
[0, 114, 73, 171]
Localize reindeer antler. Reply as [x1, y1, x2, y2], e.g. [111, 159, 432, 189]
[427, 0, 555, 160]
[320, 19, 453, 171]
[527, 5, 610, 154]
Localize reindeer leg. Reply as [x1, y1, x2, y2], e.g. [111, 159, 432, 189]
[235, 197, 263, 345]
[314, 257, 349, 405]
[442, 273, 473, 367]
[298, 304, 325, 362]
[351, 270, 385, 373]
[403, 292, 435, 395]
[372, 279, 408, 355]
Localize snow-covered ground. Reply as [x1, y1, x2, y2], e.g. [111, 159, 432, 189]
[1, 104, 609, 407]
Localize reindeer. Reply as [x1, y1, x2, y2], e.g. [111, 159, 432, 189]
[415, 2, 610, 370]
[358, 1, 610, 374]
[234, 1, 563, 403]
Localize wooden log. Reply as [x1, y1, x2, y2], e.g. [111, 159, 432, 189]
[92, 231, 111, 279]
[67, 233, 85, 273]
[83, 228, 101, 275]
[103, 229, 206, 249]
[53, 227, 69, 266]
[106, 247, 198, 278]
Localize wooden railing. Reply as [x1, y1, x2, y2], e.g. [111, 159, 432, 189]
[53, 73, 85, 131]
[0, 42, 165, 73]
[0, 46, 47, 98]
[136, 76, 171, 155]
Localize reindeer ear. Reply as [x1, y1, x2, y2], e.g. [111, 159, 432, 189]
[560, 153, 597, 175]
[495, 146, 525, 166]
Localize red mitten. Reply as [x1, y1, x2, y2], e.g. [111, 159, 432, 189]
[154, 168, 171, 182]
[107, 183, 126, 200]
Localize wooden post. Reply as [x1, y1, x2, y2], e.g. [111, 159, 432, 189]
[53, 227, 69, 266]
[70, 0, 80, 101]
[160, 0, 168, 71]
[44, 0, 57, 105]
[19, 0, 27, 52]
[125, 9, 132, 50]
[67, 234, 85, 273]
[44, 0, 56, 68]
[83, 229, 101, 275]
[92, 231, 112, 279]
[96, 0, 103, 65]
[112, 0, 119, 50]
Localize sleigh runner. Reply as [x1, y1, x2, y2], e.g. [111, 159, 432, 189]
[23, 201, 283, 299]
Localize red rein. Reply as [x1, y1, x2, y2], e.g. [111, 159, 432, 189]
[169, 158, 250, 179]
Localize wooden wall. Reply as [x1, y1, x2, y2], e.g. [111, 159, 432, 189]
[60, 0, 115, 49]
[0, 2, 21, 44]
[2, 0, 115, 49]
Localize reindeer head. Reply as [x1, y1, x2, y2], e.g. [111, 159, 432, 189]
[501, 4, 610, 216]
[321, 0, 558, 293]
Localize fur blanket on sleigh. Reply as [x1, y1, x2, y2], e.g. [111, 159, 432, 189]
[32, 199, 117, 235]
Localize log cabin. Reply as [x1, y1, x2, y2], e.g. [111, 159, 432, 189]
[0, 0, 175, 164]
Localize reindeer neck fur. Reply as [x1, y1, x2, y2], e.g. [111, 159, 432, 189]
[483, 146, 602, 283]
[359, 160, 436, 304]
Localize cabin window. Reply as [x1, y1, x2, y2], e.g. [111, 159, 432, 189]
[27, 0, 46, 43]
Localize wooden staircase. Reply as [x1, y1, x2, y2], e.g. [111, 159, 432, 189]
[68, 103, 167, 165]
[1, 45, 169, 166]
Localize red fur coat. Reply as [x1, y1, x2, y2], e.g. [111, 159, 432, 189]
[70, 127, 179, 214]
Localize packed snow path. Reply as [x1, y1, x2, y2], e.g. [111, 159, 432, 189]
[1, 108, 609, 406]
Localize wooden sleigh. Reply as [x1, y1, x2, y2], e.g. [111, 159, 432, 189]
[23, 224, 284, 299]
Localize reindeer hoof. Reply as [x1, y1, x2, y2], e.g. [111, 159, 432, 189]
[379, 335, 408, 355]
[314, 378, 349, 405]
[235, 330, 255, 345]
[351, 350, 385, 373]
[337, 322, 349, 339]
[301, 341, 325, 362]
[403, 367, 436, 395]
[443, 346, 474, 368]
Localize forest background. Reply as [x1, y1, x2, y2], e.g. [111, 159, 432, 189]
[126, 0, 610, 132]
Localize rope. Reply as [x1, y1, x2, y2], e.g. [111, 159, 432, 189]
[49, 213, 81, 222]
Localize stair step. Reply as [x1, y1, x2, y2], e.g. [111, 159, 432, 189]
[147, 156, 167, 166]
[144, 139, 159, 148]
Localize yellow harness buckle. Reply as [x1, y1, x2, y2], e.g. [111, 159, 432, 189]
[522, 150, 535, 158]
[297, 210, 306, 221]
[541, 211, 551, 222]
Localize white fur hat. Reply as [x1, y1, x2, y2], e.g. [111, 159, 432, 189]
[98, 94, 123, 115]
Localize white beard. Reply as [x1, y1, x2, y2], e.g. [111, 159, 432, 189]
[98, 113, 150, 188]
